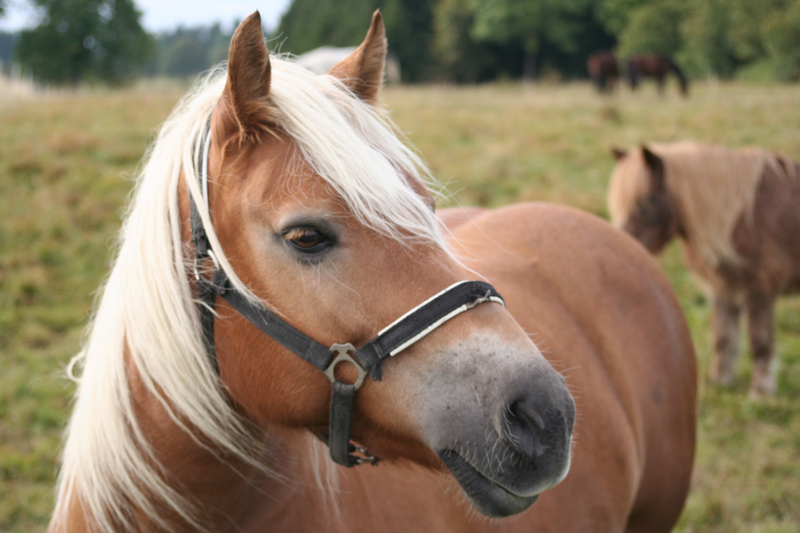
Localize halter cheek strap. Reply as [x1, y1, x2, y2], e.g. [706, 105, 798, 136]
[189, 123, 504, 467]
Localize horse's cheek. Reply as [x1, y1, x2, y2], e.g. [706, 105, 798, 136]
[215, 317, 331, 427]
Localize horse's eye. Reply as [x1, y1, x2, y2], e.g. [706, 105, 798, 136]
[284, 228, 331, 253]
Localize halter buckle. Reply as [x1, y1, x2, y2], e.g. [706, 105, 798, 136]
[324, 343, 367, 390]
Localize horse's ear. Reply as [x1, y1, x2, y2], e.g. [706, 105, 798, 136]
[220, 11, 273, 142]
[641, 146, 661, 169]
[610, 147, 627, 161]
[641, 146, 666, 192]
[327, 10, 386, 103]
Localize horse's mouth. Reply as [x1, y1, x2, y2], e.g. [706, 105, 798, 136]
[438, 449, 539, 517]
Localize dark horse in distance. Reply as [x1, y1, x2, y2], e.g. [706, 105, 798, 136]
[628, 55, 688, 96]
[587, 51, 620, 93]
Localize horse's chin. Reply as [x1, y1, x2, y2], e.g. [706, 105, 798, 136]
[439, 449, 540, 518]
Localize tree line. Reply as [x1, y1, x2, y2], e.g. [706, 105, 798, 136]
[3, 0, 800, 85]
[279, 0, 800, 82]
[0, 0, 237, 84]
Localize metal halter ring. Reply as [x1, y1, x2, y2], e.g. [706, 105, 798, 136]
[324, 343, 367, 390]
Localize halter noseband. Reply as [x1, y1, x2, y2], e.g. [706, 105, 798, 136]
[189, 122, 504, 467]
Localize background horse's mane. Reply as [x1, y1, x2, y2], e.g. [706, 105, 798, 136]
[53, 56, 444, 532]
[609, 141, 795, 267]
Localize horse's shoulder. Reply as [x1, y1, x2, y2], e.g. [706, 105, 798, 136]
[436, 206, 488, 233]
[452, 202, 659, 276]
[449, 201, 686, 344]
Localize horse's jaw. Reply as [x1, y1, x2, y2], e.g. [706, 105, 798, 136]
[438, 449, 541, 517]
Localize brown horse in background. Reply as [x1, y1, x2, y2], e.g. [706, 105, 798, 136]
[48, 12, 696, 533]
[627, 55, 689, 96]
[609, 142, 800, 397]
[587, 50, 620, 93]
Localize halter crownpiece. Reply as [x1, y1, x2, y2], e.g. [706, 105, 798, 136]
[188, 121, 505, 467]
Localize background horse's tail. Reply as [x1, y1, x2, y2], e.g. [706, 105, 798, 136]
[665, 56, 689, 96]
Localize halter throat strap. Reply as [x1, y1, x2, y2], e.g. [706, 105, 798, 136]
[188, 123, 504, 467]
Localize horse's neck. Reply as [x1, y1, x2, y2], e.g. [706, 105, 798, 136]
[125, 365, 329, 532]
[106, 364, 461, 533]
[127, 377, 473, 533]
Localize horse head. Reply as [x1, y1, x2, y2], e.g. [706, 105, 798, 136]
[608, 146, 679, 254]
[199, 11, 575, 518]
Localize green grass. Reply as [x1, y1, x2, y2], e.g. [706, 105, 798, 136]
[0, 85, 185, 533]
[2, 79, 799, 531]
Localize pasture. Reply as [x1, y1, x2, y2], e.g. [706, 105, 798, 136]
[1, 79, 798, 532]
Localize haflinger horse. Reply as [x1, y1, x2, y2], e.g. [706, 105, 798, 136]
[609, 142, 800, 397]
[49, 11, 696, 533]
[587, 50, 620, 94]
[627, 55, 688, 96]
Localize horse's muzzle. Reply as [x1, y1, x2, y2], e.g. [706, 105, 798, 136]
[438, 376, 575, 517]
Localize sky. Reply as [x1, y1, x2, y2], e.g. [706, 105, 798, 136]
[0, 0, 293, 33]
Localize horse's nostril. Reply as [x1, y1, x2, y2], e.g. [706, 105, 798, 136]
[510, 399, 546, 433]
[504, 398, 549, 461]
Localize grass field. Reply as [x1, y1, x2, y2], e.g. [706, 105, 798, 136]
[1, 79, 799, 532]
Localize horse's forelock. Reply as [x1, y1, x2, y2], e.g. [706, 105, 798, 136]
[265, 57, 444, 249]
[608, 149, 652, 226]
[214, 56, 443, 249]
[643, 142, 774, 267]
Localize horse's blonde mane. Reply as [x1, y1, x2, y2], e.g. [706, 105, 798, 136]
[609, 141, 794, 267]
[53, 56, 444, 532]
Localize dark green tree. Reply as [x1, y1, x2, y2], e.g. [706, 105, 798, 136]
[434, 0, 499, 82]
[468, 0, 592, 79]
[435, 0, 614, 81]
[278, 0, 377, 53]
[147, 24, 232, 78]
[682, 0, 737, 78]
[277, 0, 436, 81]
[0, 32, 15, 70]
[616, 0, 689, 59]
[160, 35, 208, 77]
[16, 0, 153, 85]
[382, 0, 437, 80]
[595, 0, 653, 34]
[726, 0, 778, 64]
[763, 0, 800, 80]
[206, 23, 232, 67]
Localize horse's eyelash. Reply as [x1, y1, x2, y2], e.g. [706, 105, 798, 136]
[283, 228, 314, 241]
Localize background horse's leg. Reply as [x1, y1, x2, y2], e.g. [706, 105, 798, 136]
[656, 74, 666, 96]
[745, 292, 777, 397]
[711, 291, 741, 387]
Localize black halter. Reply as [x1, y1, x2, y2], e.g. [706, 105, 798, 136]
[189, 123, 504, 467]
